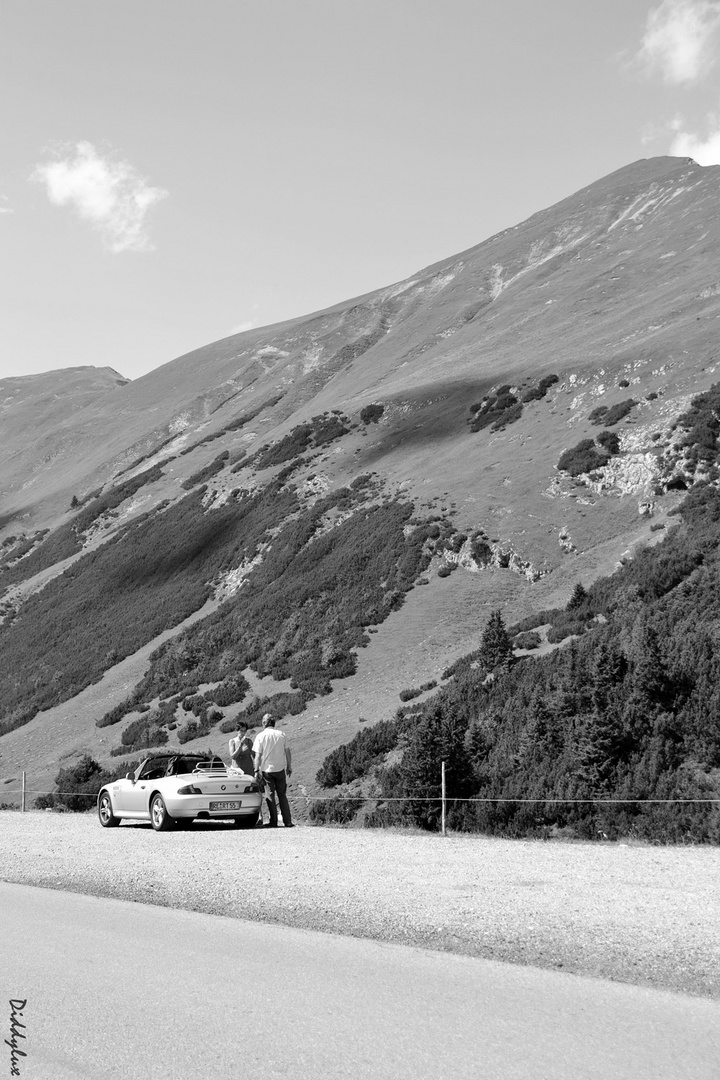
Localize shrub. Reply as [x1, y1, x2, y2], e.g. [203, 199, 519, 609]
[204, 677, 249, 708]
[471, 536, 493, 565]
[254, 414, 349, 469]
[115, 713, 169, 754]
[490, 402, 523, 431]
[399, 687, 422, 702]
[521, 374, 559, 403]
[596, 430, 621, 455]
[360, 404, 385, 424]
[177, 721, 200, 744]
[34, 754, 116, 812]
[557, 439, 606, 477]
[590, 399, 637, 426]
[182, 451, 230, 489]
[469, 389, 523, 432]
[618, 378, 630, 388]
[316, 718, 402, 787]
[308, 796, 363, 825]
[513, 630, 541, 650]
[546, 620, 586, 643]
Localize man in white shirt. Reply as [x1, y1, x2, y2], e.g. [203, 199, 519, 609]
[252, 713, 294, 828]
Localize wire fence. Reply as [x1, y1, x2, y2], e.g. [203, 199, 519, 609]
[4, 759, 719, 834]
[5, 788, 720, 805]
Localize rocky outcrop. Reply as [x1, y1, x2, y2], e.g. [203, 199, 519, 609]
[443, 537, 544, 582]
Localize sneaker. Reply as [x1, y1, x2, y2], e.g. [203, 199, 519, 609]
[283, 822, 295, 828]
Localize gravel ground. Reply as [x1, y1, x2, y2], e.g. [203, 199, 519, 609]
[3, 812, 719, 999]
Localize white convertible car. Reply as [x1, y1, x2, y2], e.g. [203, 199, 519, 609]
[97, 753, 262, 831]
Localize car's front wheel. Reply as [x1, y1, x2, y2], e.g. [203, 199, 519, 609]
[150, 794, 176, 832]
[97, 791, 120, 828]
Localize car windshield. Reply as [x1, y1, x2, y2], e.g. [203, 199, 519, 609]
[136, 758, 170, 781]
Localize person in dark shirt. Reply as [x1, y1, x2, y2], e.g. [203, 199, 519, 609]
[229, 722, 266, 825]
[228, 723, 255, 775]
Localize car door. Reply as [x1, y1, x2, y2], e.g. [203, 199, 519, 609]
[109, 775, 133, 812]
[124, 758, 164, 815]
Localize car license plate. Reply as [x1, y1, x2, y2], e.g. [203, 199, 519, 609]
[210, 801, 241, 811]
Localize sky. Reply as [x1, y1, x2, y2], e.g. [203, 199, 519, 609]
[2, 0, 720, 382]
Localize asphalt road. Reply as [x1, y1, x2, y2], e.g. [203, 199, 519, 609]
[2, 882, 719, 1080]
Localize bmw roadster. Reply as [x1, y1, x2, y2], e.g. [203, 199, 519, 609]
[97, 753, 262, 831]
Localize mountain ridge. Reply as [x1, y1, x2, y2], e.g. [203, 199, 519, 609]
[2, 154, 720, 809]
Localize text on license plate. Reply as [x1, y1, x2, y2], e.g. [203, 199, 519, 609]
[210, 801, 241, 811]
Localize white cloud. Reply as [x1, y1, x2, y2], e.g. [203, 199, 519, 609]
[228, 321, 257, 335]
[31, 141, 167, 252]
[670, 113, 720, 161]
[638, 0, 720, 84]
[0, 195, 12, 214]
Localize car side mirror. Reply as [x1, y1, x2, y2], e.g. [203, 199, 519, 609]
[125, 772, 133, 782]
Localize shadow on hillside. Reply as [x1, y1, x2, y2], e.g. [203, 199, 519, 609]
[358, 377, 509, 464]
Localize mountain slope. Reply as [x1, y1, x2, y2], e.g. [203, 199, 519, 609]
[2, 155, 720, 802]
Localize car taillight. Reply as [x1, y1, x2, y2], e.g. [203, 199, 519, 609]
[244, 783, 260, 793]
[177, 784, 202, 795]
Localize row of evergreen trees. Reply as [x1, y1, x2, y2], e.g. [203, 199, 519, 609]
[317, 485, 720, 842]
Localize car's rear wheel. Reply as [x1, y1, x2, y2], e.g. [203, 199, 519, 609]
[150, 794, 176, 832]
[232, 812, 259, 829]
[97, 791, 120, 828]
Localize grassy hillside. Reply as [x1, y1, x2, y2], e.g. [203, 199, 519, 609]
[2, 156, 720, 808]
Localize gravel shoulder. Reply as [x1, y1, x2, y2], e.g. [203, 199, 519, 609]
[3, 812, 719, 1000]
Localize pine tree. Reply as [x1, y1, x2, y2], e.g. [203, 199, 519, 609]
[480, 609, 513, 671]
[398, 702, 475, 830]
[567, 582, 588, 610]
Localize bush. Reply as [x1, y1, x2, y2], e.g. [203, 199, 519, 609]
[316, 718, 401, 787]
[182, 451, 230, 489]
[308, 796, 363, 825]
[471, 536, 493, 565]
[521, 374, 559, 403]
[114, 713, 169, 754]
[469, 389, 523, 433]
[360, 404, 384, 424]
[513, 630, 541, 650]
[589, 399, 637, 426]
[177, 721, 200, 744]
[546, 620, 586, 643]
[596, 430, 621, 455]
[557, 439, 606, 477]
[204, 677, 249, 708]
[399, 687, 422, 702]
[34, 754, 116, 812]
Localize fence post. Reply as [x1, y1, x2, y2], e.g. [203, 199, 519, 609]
[441, 760, 446, 836]
[21, 771, 26, 813]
